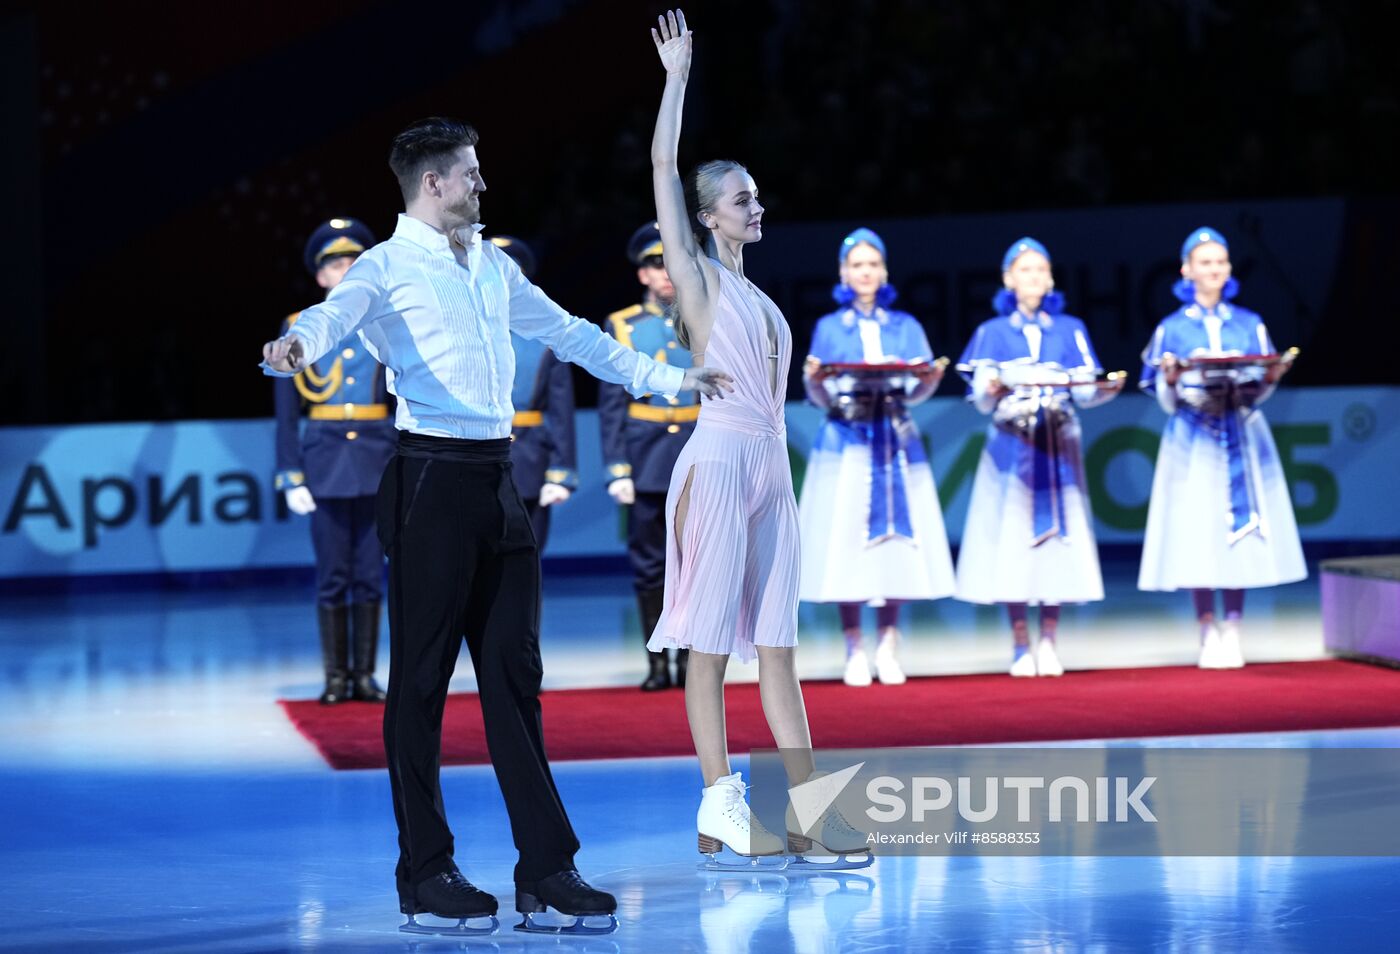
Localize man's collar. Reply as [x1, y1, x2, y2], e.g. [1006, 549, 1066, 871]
[394, 213, 484, 254]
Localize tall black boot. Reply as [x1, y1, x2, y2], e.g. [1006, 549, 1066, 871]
[317, 604, 350, 705]
[349, 601, 387, 702]
[638, 587, 670, 692]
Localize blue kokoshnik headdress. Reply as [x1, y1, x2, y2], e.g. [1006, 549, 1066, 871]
[993, 236, 1063, 316]
[833, 227, 898, 307]
[1173, 226, 1239, 302]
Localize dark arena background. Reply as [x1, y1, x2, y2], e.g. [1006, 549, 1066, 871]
[3, 2, 1400, 951]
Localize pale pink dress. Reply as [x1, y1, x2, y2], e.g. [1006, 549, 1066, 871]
[647, 262, 799, 663]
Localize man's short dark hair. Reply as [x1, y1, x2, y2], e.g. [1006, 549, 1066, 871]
[388, 117, 480, 203]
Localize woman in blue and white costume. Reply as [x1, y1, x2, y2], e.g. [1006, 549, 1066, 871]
[955, 238, 1123, 677]
[798, 228, 955, 687]
[1139, 227, 1305, 669]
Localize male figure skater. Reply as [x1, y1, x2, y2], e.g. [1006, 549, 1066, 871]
[261, 117, 732, 933]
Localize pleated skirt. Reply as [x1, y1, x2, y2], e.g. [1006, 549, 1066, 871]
[647, 421, 800, 663]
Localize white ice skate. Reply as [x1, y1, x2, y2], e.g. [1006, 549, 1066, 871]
[843, 648, 873, 687]
[1217, 619, 1245, 669]
[1010, 649, 1037, 677]
[785, 774, 874, 872]
[874, 630, 907, 685]
[1035, 639, 1064, 677]
[1198, 622, 1229, 669]
[697, 773, 790, 871]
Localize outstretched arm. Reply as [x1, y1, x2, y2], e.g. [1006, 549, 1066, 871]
[261, 257, 386, 374]
[650, 9, 717, 355]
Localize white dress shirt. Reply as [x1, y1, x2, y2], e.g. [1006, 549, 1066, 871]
[267, 213, 686, 439]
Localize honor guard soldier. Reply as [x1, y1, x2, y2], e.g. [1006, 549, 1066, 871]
[599, 222, 699, 690]
[274, 218, 396, 704]
[490, 235, 578, 549]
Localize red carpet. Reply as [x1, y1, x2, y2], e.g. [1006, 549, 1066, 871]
[280, 660, 1400, 770]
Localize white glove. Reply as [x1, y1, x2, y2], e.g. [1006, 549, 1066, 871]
[284, 486, 316, 515]
[538, 483, 571, 507]
[608, 477, 636, 505]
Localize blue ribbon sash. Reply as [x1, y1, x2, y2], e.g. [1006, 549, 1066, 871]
[1029, 400, 1069, 546]
[1180, 401, 1262, 545]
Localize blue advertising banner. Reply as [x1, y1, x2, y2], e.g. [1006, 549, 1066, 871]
[1, 386, 1394, 578]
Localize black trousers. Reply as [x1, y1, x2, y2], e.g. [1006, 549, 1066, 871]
[377, 435, 579, 896]
[627, 491, 668, 593]
[521, 496, 552, 553]
[309, 495, 382, 606]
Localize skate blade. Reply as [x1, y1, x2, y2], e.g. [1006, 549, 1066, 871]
[788, 851, 874, 872]
[399, 913, 500, 936]
[697, 853, 792, 872]
[514, 912, 619, 935]
[786, 832, 875, 872]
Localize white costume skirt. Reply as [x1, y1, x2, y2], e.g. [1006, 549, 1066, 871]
[798, 416, 955, 603]
[954, 417, 1105, 605]
[1138, 409, 1306, 591]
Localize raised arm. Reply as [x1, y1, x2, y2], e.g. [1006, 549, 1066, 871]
[650, 9, 717, 355]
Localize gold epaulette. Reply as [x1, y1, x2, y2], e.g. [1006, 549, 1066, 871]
[607, 303, 644, 323]
[607, 304, 643, 350]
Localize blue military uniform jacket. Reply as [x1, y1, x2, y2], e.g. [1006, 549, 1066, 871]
[273, 312, 397, 498]
[598, 301, 699, 494]
[509, 333, 578, 497]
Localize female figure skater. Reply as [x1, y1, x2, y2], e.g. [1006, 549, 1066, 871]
[645, 9, 867, 867]
[798, 228, 955, 687]
[1139, 227, 1304, 667]
[954, 238, 1123, 676]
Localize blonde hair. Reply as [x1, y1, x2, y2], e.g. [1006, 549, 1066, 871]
[674, 159, 748, 350]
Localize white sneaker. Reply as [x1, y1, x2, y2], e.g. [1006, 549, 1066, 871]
[1035, 640, 1064, 677]
[1198, 623, 1228, 669]
[1218, 619, 1245, 668]
[1010, 650, 1037, 678]
[874, 630, 906, 685]
[697, 773, 785, 857]
[843, 649, 873, 687]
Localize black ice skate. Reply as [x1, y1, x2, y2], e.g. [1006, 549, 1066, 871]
[514, 869, 619, 935]
[399, 868, 500, 936]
